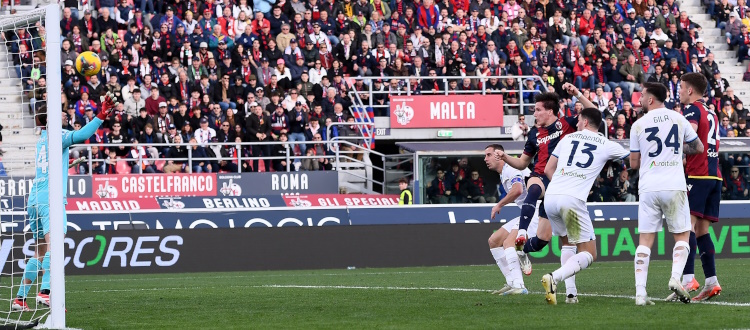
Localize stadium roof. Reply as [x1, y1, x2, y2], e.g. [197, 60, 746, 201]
[396, 141, 525, 155]
[398, 137, 750, 155]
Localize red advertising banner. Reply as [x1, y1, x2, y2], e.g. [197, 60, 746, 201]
[390, 94, 504, 128]
[283, 194, 401, 207]
[66, 198, 162, 211]
[90, 173, 217, 199]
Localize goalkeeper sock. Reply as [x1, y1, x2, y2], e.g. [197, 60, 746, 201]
[682, 231, 696, 286]
[560, 245, 578, 296]
[523, 237, 549, 254]
[518, 184, 542, 231]
[41, 252, 51, 292]
[17, 258, 40, 299]
[634, 245, 651, 297]
[490, 247, 511, 285]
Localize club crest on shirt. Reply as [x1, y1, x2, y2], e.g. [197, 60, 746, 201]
[555, 121, 562, 130]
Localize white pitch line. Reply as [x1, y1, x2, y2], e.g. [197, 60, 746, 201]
[71, 284, 750, 307]
[67, 264, 684, 284]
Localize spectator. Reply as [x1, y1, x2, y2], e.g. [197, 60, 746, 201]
[80, 145, 106, 175]
[128, 138, 159, 173]
[465, 170, 497, 203]
[132, 107, 152, 137]
[426, 169, 455, 204]
[144, 87, 166, 116]
[613, 170, 637, 202]
[301, 148, 320, 171]
[160, 134, 188, 173]
[189, 137, 212, 173]
[247, 104, 273, 171]
[724, 167, 749, 200]
[271, 133, 290, 171]
[720, 100, 739, 127]
[195, 117, 217, 146]
[138, 123, 160, 159]
[107, 121, 130, 157]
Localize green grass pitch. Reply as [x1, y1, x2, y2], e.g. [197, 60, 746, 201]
[56, 258, 750, 329]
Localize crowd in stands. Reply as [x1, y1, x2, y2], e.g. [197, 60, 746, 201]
[1, 0, 750, 198]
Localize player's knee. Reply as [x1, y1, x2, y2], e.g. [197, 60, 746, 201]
[488, 234, 503, 248]
[526, 184, 543, 202]
[695, 219, 711, 236]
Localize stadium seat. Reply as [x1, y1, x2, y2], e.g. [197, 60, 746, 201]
[116, 160, 131, 174]
[68, 167, 77, 175]
[155, 160, 166, 172]
[603, 92, 613, 100]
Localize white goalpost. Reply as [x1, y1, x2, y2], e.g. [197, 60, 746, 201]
[0, 4, 65, 328]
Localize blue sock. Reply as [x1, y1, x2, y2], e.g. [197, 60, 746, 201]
[683, 231, 696, 277]
[41, 252, 51, 292]
[523, 237, 549, 253]
[519, 184, 542, 231]
[697, 234, 717, 278]
[17, 258, 40, 298]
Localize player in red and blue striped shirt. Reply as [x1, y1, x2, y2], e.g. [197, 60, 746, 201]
[672, 72, 723, 302]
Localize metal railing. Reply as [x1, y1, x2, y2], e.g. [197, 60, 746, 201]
[71, 137, 412, 194]
[348, 75, 549, 117]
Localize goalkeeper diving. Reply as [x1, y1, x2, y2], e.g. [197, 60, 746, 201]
[12, 93, 117, 312]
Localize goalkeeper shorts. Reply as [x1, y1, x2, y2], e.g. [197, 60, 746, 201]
[28, 204, 67, 240]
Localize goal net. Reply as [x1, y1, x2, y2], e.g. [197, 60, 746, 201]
[0, 5, 65, 329]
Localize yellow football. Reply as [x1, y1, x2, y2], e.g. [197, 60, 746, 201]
[75, 51, 102, 77]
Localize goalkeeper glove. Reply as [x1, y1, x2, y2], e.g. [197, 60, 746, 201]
[97, 92, 118, 120]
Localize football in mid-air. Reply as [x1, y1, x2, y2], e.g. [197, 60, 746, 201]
[75, 51, 101, 77]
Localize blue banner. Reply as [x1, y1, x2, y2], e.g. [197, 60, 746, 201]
[0, 202, 746, 233]
[62, 208, 350, 231]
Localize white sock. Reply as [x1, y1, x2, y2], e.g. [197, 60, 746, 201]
[490, 247, 511, 285]
[705, 276, 718, 287]
[552, 251, 593, 284]
[681, 274, 695, 287]
[505, 247, 524, 288]
[561, 245, 578, 296]
[671, 241, 690, 281]
[634, 245, 651, 297]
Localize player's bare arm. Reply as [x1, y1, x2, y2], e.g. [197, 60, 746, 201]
[562, 83, 596, 110]
[683, 138, 704, 155]
[544, 155, 558, 180]
[629, 152, 641, 170]
[491, 183, 523, 219]
[495, 150, 533, 170]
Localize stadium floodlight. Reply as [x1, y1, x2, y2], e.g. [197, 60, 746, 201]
[0, 4, 65, 328]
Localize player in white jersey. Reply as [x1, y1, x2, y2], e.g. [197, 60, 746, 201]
[12, 94, 117, 312]
[629, 82, 704, 306]
[485, 144, 540, 296]
[539, 108, 629, 305]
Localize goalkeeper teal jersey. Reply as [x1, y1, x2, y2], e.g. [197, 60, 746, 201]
[29, 118, 104, 207]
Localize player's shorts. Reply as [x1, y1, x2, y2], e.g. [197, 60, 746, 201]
[687, 178, 722, 222]
[28, 204, 67, 240]
[544, 195, 596, 244]
[638, 191, 691, 234]
[529, 172, 550, 188]
[501, 209, 540, 238]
